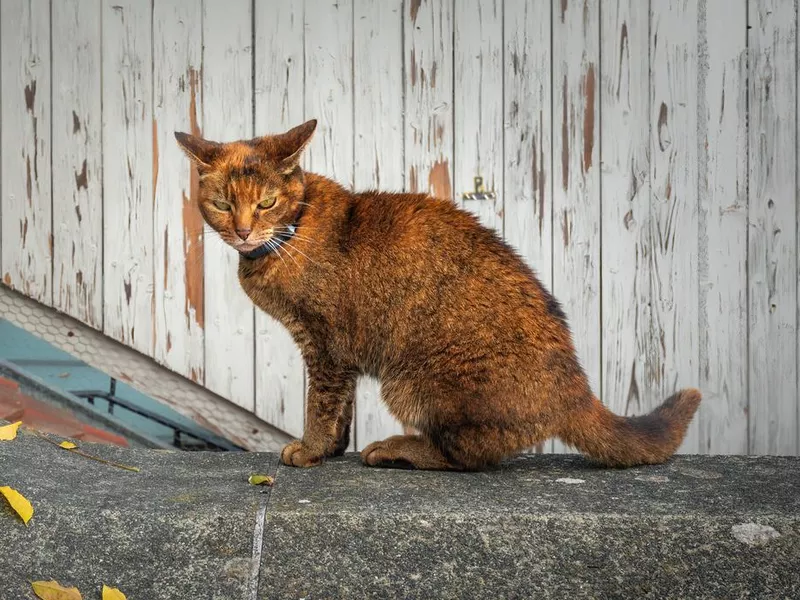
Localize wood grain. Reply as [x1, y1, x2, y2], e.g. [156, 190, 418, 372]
[254, 0, 306, 438]
[1, 0, 52, 304]
[405, 0, 454, 202]
[649, 0, 700, 453]
[152, 0, 205, 384]
[748, 0, 798, 455]
[454, 0, 503, 231]
[52, 0, 102, 327]
[698, 0, 749, 454]
[101, 0, 153, 355]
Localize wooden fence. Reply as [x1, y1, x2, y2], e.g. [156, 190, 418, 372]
[1, 0, 797, 454]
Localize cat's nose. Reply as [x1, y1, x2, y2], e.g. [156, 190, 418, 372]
[235, 228, 252, 241]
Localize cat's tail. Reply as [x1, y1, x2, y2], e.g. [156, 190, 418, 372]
[559, 389, 702, 467]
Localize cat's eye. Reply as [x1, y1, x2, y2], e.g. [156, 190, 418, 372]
[257, 196, 277, 210]
[213, 200, 231, 211]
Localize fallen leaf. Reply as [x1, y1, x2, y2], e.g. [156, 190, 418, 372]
[102, 584, 127, 600]
[59, 441, 77, 449]
[248, 474, 274, 486]
[0, 486, 33, 524]
[30, 580, 82, 600]
[31, 430, 140, 472]
[0, 421, 21, 441]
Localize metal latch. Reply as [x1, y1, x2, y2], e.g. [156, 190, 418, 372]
[462, 176, 496, 201]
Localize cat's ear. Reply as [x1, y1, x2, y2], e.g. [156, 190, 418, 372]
[174, 132, 221, 170]
[274, 119, 317, 174]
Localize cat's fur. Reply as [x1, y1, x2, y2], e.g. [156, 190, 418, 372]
[175, 119, 701, 470]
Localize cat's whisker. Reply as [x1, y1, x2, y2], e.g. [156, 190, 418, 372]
[279, 242, 302, 270]
[281, 240, 317, 266]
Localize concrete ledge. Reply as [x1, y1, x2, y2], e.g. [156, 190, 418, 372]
[1, 429, 798, 599]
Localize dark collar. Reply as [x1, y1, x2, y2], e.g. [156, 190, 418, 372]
[239, 223, 298, 260]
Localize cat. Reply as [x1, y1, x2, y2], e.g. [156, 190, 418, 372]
[175, 119, 701, 470]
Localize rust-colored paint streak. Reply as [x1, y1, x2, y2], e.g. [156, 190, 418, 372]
[75, 159, 88, 190]
[560, 0, 567, 22]
[435, 123, 445, 146]
[657, 102, 668, 151]
[428, 160, 451, 201]
[624, 209, 634, 230]
[152, 118, 159, 206]
[76, 271, 83, 286]
[166, 332, 172, 353]
[561, 75, 569, 191]
[75, 204, 82, 223]
[409, 165, 419, 193]
[190, 368, 199, 383]
[430, 61, 437, 89]
[665, 173, 672, 200]
[72, 111, 81, 133]
[124, 279, 132, 305]
[3, 273, 12, 285]
[410, 49, 417, 88]
[561, 210, 571, 247]
[409, 0, 422, 23]
[21, 218, 28, 248]
[582, 64, 595, 173]
[24, 80, 36, 111]
[184, 68, 205, 330]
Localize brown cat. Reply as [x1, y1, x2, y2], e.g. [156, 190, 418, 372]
[175, 119, 701, 471]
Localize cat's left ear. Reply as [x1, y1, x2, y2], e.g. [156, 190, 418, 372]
[274, 119, 317, 174]
[174, 132, 221, 170]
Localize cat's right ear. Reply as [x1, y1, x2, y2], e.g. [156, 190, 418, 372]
[174, 132, 221, 170]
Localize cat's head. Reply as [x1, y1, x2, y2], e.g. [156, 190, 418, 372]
[174, 119, 316, 255]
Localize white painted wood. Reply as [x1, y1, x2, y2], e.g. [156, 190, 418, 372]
[1, 0, 51, 304]
[600, 2, 651, 432]
[101, 0, 153, 355]
[51, 0, 102, 329]
[697, 0, 749, 454]
[353, 0, 405, 449]
[503, 0, 551, 453]
[202, 0, 255, 409]
[649, 0, 701, 453]
[748, 0, 797, 455]
[253, 0, 306, 438]
[551, 0, 601, 453]
[304, 0, 355, 447]
[304, 0, 354, 188]
[152, 0, 205, 384]
[405, 0, 454, 201]
[454, 0, 503, 231]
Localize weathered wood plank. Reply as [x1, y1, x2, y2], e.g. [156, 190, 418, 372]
[101, 0, 153, 355]
[51, 0, 102, 327]
[697, 0, 749, 454]
[304, 0, 354, 188]
[152, 0, 205, 383]
[648, 0, 700, 453]
[353, 0, 405, 449]
[600, 1, 651, 434]
[254, 0, 306, 438]
[405, 0, 454, 201]
[454, 0, 503, 231]
[202, 0, 255, 409]
[1, 0, 52, 304]
[551, 0, 601, 453]
[748, 0, 797, 455]
[304, 0, 355, 447]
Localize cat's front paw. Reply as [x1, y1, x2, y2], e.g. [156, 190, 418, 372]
[280, 440, 324, 468]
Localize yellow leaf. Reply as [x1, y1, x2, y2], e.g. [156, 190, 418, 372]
[30, 580, 82, 600]
[248, 474, 274, 486]
[102, 584, 127, 600]
[0, 421, 21, 441]
[59, 441, 77, 449]
[0, 486, 33, 524]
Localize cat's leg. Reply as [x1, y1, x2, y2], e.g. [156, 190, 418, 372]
[281, 365, 356, 467]
[360, 434, 460, 470]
